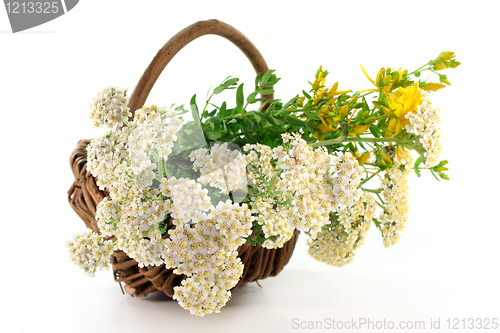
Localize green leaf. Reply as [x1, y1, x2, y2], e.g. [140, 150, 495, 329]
[190, 94, 200, 123]
[413, 156, 422, 177]
[207, 117, 220, 124]
[213, 77, 239, 94]
[247, 91, 259, 104]
[438, 172, 450, 180]
[243, 126, 258, 143]
[282, 96, 299, 110]
[260, 70, 274, 87]
[257, 88, 274, 95]
[305, 123, 314, 134]
[414, 156, 422, 168]
[304, 111, 320, 121]
[254, 72, 262, 90]
[434, 159, 449, 168]
[213, 86, 225, 94]
[263, 135, 272, 147]
[266, 74, 281, 87]
[219, 102, 227, 118]
[224, 78, 239, 86]
[284, 115, 306, 126]
[253, 112, 261, 122]
[205, 130, 226, 140]
[369, 126, 380, 137]
[265, 114, 286, 126]
[235, 84, 244, 113]
[245, 115, 256, 124]
[355, 109, 364, 122]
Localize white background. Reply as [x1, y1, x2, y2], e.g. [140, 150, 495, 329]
[1, 1, 499, 332]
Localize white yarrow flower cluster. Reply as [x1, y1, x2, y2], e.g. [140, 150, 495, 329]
[329, 152, 364, 209]
[89, 87, 131, 129]
[86, 129, 133, 191]
[378, 150, 413, 248]
[160, 177, 212, 225]
[250, 195, 295, 249]
[67, 230, 116, 276]
[244, 142, 295, 248]
[405, 97, 442, 167]
[280, 134, 335, 238]
[165, 201, 253, 316]
[245, 133, 348, 245]
[133, 104, 183, 160]
[96, 185, 171, 267]
[308, 192, 376, 267]
[86, 98, 188, 269]
[190, 143, 248, 194]
[83, 89, 261, 315]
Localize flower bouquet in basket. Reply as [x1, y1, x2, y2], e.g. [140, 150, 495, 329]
[66, 22, 459, 317]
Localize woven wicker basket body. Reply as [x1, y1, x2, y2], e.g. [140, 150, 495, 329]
[68, 20, 299, 298]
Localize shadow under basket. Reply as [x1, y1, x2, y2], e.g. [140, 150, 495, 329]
[67, 19, 300, 298]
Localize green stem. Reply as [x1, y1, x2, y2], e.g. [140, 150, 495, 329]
[310, 134, 346, 147]
[374, 192, 385, 207]
[311, 135, 425, 159]
[359, 172, 379, 187]
[223, 113, 250, 120]
[151, 150, 171, 180]
[223, 106, 319, 121]
[164, 166, 172, 179]
[358, 91, 375, 98]
[362, 188, 383, 194]
[408, 63, 430, 76]
[203, 92, 215, 115]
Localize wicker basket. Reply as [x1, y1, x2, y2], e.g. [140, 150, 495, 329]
[67, 19, 299, 298]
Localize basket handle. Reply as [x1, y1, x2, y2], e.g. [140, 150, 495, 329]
[128, 19, 273, 116]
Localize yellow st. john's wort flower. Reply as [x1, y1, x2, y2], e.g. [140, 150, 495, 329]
[348, 124, 370, 137]
[310, 66, 351, 104]
[385, 82, 424, 136]
[432, 51, 460, 70]
[311, 66, 327, 91]
[311, 83, 352, 107]
[360, 66, 408, 93]
[357, 151, 371, 165]
[307, 67, 352, 135]
[420, 82, 446, 91]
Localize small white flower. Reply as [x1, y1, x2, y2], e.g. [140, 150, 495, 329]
[190, 143, 248, 195]
[308, 192, 376, 267]
[405, 97, 442, 167]
[89, 87, 131, 129]
[377, 150, 413, 247]
[67, 230, 116, 276]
